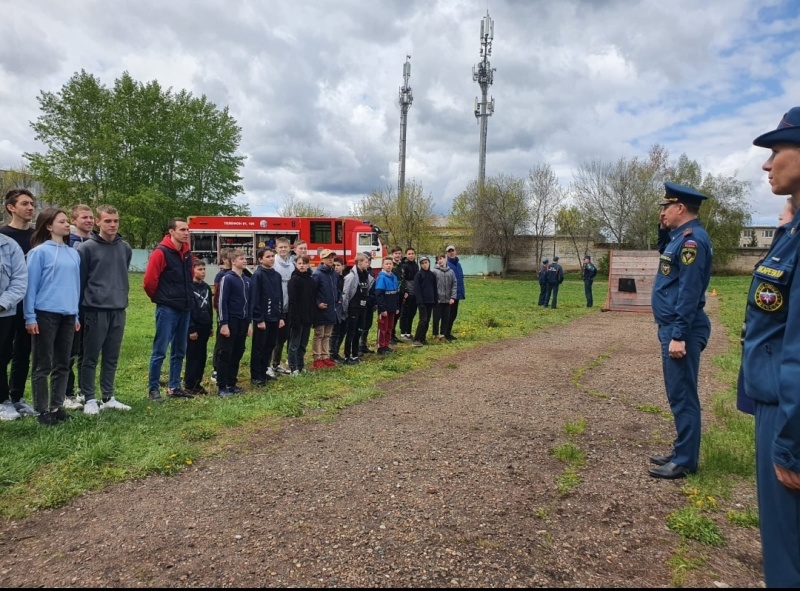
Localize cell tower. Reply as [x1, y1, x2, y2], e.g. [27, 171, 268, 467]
[473, 12, 495, 186]
[398, 55, 413, 197]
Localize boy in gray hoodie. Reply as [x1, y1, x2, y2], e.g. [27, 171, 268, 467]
[76, 205, 133, 414]
[431, 254, 456, 341]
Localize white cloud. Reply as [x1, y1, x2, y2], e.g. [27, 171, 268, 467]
[1, 0, 798, 223]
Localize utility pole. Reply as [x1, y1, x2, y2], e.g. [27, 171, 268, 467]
[398, 55, 413, 198]
[473, 12, 495, 187]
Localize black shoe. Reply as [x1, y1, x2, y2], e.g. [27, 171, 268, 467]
[649, 453, 673, 466]
[52, 407, 70, 422]
[359, 347, 375, 355]
[37, 411, 60, 426]
[168, 387, 194, 399]
[377, 347, 390, 355]
[648, 462, 694, 479]
[230, 386, 246, 394]
[444, 335, 455, 341]
[251, 380, 267, 387]
[148, 389, 164, 403]
[218, 387, 235, 398]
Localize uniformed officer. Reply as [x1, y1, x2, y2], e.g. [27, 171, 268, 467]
[648, 181, 712, 480]
[741, 106, 800, 587]
[537, 258, 548, 306]
[581, 255, 597, 307]
[543, 256, 564, 309]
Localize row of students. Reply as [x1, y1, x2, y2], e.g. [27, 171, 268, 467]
[199, 245, 461, 396]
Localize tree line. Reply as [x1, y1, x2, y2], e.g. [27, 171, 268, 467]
[6, 70, 751, 270]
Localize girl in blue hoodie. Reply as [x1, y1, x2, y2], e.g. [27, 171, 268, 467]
[23, 208, 81, 425]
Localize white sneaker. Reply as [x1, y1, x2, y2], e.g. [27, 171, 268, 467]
[0, 400, 21, 421]
[290, 369, 300, 376]
[101, 397, 131, 411]
[14, 400, 38, 416]
[266, 367, 277, 379]
[83, 399, 100, 415]
[275, 364, 291, 375]
[63, 397, 84, 410]
[210, 370, 217, 383]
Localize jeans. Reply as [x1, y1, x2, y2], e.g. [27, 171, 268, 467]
[399, 293, 417, 335]
[0, 305, 31, 403]
[544, 283, 559, 308]
[148, 305, 190, 391]
[584, 279, 594, 307]
[214, 317, 249, 389]
[414, 304, 434, 343]
[343, 308, 366, 359]
[377, 312, 396, 349]
[31, 310, 76, 413]
[250, 320, 278, 382]
[184, 323, 212, 390]
[80, 309, 126, 402]
[288, 322, 312, 370]
[445, 299, 460, 337]
[433, 303, 451, 337]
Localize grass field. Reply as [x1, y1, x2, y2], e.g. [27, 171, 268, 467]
[0, 273, 752, 519]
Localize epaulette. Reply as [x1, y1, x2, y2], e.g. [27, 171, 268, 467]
[682, 227, 693, 237]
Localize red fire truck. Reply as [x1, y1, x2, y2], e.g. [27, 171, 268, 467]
[187, 216, 386, 268]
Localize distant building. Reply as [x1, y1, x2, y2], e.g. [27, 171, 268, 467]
[740, 224, 776, 249]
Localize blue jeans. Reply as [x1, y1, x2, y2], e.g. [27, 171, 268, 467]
[148, 305, 190, 391]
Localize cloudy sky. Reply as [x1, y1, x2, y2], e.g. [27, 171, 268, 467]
[1, 0, 798, 224]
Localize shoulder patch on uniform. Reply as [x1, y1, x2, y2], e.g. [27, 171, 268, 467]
[683, 239, 697, 248]
[683, 227, 693, 237]
[756, 265, 784, 279]
[681, 245, 697, 265]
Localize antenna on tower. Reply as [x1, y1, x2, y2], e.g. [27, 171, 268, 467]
[473, 11, 496, 187]
[398, 54, 413, 198]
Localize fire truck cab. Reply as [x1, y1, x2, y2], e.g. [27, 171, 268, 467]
[187, 216, 385, 269]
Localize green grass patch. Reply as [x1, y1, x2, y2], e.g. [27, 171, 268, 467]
[555, 468, 582, 495]
[563, 418, 586, 437]
[726, 508, 759, 528]
[552, 442, 585, 467]
[666, 506, 725, 547]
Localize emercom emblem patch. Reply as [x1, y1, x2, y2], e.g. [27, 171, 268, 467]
[754, 283, 783, 312]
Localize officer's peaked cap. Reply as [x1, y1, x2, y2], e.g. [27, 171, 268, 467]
[553, 256, 559, 261]
[659, 181, 708, 208]
[753, 106, 800, 148]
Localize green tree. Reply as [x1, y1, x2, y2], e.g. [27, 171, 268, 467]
[555, 205, 602, 267]
[352, 180, 436, 252]
[278, 192, 329, 217]
[25, 69, 249, 248]
[452, 173, 530, 276]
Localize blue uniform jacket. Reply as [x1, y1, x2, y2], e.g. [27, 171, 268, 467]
[741, 215, 800, 471]
[250, 265, 283, 324]
[651, 219, 712, 341]
[446, 257, 465, 300]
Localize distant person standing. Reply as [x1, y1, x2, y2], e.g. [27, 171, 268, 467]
[581, 255, 598, 308]
[64, 203, 95, 410]
[544, 256, 564, 309]
[271, 237, 294, 375]
[0, 231, 27, 421]
[398, 247, 419, 342]
[215, 249, 252, 396]
[184, 259, 213, 396]
[537, 257, 549, 307]
[249, 247, 284, 387]
[432, 254, 456, 341]
[0, 189, 37, 419]
[143, 218, 195, 402]
[77, 205, 132, 414]
[648, 182, 712, 480]
[341, 253, 373, 364]
[310, 249, 338, 369]
[287, 255, 316, 375]
[412, 256, 437, 346]
[444, 245, 464, 340]
[374, 257, 400, 355]
[24, 208, 81, 426]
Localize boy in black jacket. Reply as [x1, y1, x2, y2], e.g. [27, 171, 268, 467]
[215, 249, 252, 396]
[412, 256, 437, 346]
[287, 255, 316, 375]
[184, 259, 213, 395]
[249, 247, 284, 386]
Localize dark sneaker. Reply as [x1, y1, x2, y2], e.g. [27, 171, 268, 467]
[189, 385, 209, 396]
[445, 335, 456, 341]
[37, 411, 60, 426]
[412, 340, 424, 347]
[359, 346, 374, 355]
[251, 380, 266, 387]
[168, 388, 194, 399]
[230, 386, 245, 394]
[148, 389, 164, 403]
[52, 408, 70, 422]
[377, 347, 390, 355]
[218, 387, 235, 397]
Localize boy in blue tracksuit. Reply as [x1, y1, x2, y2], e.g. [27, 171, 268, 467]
[374, 258, 400, 355]
[184, 259, 213, 395]
[249, 247, 284, 386]
[215, 249, 252, 396]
